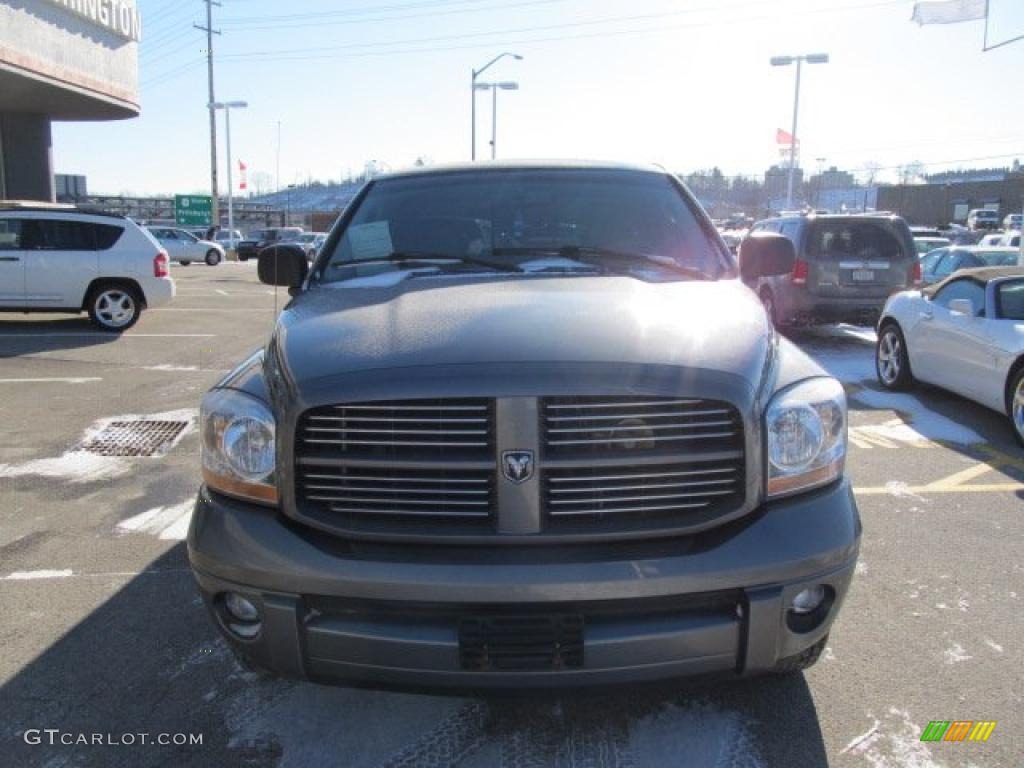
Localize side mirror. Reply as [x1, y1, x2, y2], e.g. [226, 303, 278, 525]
[738, 231, 796, 282]
[258, 244, 308, 290]
[948, 298, 975, 317]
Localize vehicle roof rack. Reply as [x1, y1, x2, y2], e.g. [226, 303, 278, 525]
[0, 201, 126, 219]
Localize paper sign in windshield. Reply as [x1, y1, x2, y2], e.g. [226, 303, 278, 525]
[347, 221, 394, 261]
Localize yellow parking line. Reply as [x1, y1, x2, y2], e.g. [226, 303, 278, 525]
[855, 483, 1024, 495]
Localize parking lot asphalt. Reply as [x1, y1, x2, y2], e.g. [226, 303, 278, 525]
[1, 264, 1020, 768]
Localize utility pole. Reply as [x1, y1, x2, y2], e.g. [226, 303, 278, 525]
[195, 0, 222, 230]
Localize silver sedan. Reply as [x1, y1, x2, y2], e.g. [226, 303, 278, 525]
[148, 227, 225, 266]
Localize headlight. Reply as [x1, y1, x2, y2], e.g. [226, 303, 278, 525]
[765, 377, 846, 499]
[201, 389, 277, 505]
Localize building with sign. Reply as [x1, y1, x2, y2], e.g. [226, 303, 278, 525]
[0, 1, 140, 201]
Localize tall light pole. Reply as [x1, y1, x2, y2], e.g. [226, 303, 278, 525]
[211, 101, 247, 238]
[770, 53, 828, 209]
[475, 82, 519, 160]
[195, 0, 222, 229]
[471, 52, 522, 160]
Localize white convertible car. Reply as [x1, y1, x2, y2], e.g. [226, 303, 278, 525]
[875, 267, 1024, 445]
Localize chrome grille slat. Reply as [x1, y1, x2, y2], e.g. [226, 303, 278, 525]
[328, 404, 488, 412]
[545, 399, 702, 409]
[304, 427, 489, 435]
[546, 409, 730, 422]
[303, 484, 489, 496]
[308, 416, 488, 424]
[546, 432, 736, 446]
[549, 501, 713, 516]
[303, 472, 489, 484]
[324, 505, 490, 519]
[548, 467, 736, 482]
[549, 478, 736, 493]
[549, 489, 735, 505]
[547, 420, 735, 434]
[307, 495, 488, 507]
[303, 438, 491, 447]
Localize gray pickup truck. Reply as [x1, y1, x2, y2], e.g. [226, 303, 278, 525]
[188, 161, 860, 689]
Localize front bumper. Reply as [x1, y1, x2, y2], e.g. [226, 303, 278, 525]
[188, 480, 860, 689]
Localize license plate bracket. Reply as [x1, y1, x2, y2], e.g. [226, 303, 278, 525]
[459, 614, 584, 671]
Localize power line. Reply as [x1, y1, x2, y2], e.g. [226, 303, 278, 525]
[217, 0, 909, 63]
[220, 0, 568, 32]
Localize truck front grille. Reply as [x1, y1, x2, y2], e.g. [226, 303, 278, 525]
[294, 396, 746, 543]
[541, 396, 741, 456]
[299, 399, 494, 459]
[544, 459, 743, 523]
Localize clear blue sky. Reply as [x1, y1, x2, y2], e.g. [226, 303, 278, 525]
[52, 0, 1024, 196]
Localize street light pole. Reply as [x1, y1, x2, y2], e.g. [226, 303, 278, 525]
[491, 86, 497, 160]
[211, 101, 247, 239]
[787, 57, 802, 209]
[471, 52, 522, 160]
[771, 53, 828, 210]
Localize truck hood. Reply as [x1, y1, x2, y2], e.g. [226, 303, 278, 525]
[269, 275, 773, 393]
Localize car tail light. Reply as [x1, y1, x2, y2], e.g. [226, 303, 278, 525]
[791, 259, 809, 285]
[154, 251, 169, 278]
[909, 261, 922, 286]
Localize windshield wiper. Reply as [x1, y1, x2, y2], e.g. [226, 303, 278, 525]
[333, 251, 524, 273]
[490, 246, 711, 280]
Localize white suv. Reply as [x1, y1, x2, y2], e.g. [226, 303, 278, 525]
[0, 205, 175, 331]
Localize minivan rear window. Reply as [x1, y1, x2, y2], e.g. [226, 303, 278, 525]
[809, 221, 906, 262]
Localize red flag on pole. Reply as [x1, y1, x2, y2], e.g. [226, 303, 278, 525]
[239, 161, 248, 190]
[776, 128, 795, 145]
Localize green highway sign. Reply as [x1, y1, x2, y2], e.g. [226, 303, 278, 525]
[174, 195, 212, 226]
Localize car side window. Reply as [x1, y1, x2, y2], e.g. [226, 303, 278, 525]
[996, 280, 1024, 320]
[922, 248, 946, 274]
[932, 279, 986, 315]
[933, 252, 960, 277]
[21, 219, 95, 251]
[0, 219, 22, 250]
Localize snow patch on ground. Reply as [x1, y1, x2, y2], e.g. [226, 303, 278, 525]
[984, 638, 1003, 653]
[856, 561, 868, 575]
[944, 643, 971, 664]
[116, 500, 194, 540]
[847, 393, 982, 445]
[3, 569, 73, 581]
[844, 709, 942, 768]
[0, 408, 196, 483]
[882, 481, 930, 502]
[144, 364, 200, 371]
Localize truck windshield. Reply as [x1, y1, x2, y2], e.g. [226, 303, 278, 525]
[318, 169, 732, 283]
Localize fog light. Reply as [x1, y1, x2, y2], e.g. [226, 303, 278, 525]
[225, 592, 260, 622]
[791, 586, 826, 614]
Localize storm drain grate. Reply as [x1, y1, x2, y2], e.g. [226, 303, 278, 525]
[79, 420, 190, 457]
